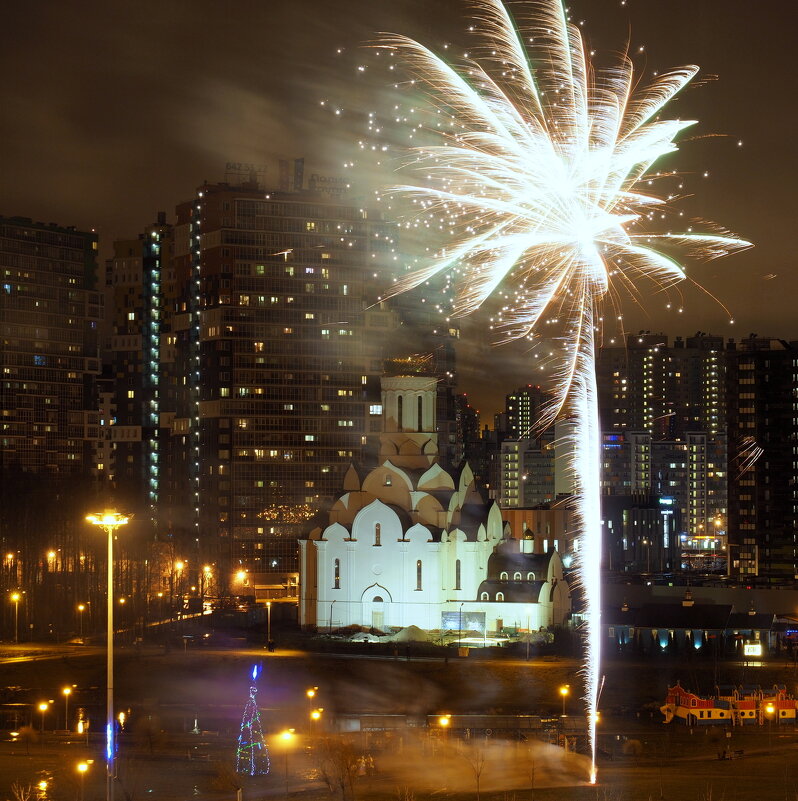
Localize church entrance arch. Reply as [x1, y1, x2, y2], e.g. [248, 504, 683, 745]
[361, 583, 392, 632]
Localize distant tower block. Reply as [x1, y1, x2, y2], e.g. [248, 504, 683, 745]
[380, 375, 439, 469]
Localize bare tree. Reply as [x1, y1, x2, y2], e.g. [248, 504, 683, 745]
[8, 784, 33, 801]
[460, 744, 486, 801]
[210, 762, 242, 799]
[314, 737, 360, 801]
[14, 726, 37, 756]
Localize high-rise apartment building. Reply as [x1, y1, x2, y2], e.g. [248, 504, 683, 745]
[498, 431, 556, 508]
[599, 431, 726, 571]
[597, 332, 725, 437]
[727, 336, 798, 582]
[103, 214, 172, 519]
[1, 216, 101, 475]
[158, 179, 395, 578]
[504, 384, 551, 440]
[597, 332, 728, 571]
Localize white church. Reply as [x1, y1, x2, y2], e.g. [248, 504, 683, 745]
[298, 374, 571, 636]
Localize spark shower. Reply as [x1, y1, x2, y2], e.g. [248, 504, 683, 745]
[379, 0, 750, 782]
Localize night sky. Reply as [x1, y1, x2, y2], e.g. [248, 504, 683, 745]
[2, 0, 794, 417]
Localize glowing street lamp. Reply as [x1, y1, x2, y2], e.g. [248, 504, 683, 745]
[310, 707, 322, 737]
[280, 729, 296, 801]
[86, 509, 130, 801]
[560, 685, 570, 717]
[10, 592, 20, 644]
[266, 601, 272, 646]
[38, 702, 48, 734]
[765, 701, 775, 750]
[306, 686, 318, 727]
[63, 687, 72, 731]
[77, 604, 86, 640]
[77, 761, 90, 801]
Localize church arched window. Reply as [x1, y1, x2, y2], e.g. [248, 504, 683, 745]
[480, 592, 489, 601]
[333, 558, 340, 589]
[513, 571, 522, 581]
[455, 559, 461, 590]
[496, 591, 505, 602]
[374, 523, 381, 546]
[500, 571, 508, 581]
[416, 560, 423, 591]
[397, 395, 403, 431]
[527, 571, 535, 581]
[417, 395, 423, 431]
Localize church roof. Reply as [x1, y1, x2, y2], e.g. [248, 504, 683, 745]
[425, 488, 457, 506]
[477, 579, 548, 603]
[455, 502, 491, 539]
[486, 546, 554, 577]
[380, 502, 415, 530]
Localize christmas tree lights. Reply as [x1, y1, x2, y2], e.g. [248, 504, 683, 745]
[236, 663, 270, 776]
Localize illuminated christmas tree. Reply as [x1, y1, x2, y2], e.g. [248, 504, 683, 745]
[236, 664, 270, 776]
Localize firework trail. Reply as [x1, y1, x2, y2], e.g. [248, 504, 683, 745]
[378, 0, 750, 782]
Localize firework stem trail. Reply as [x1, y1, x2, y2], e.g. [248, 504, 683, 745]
[376, 0, 751, 781]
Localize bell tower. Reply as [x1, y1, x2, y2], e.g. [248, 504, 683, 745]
[379, 375, 439, 469]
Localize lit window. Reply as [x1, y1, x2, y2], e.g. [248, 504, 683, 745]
[127, 390, 135, 399]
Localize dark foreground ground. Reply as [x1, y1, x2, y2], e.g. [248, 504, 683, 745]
[1, 642, 797, 800]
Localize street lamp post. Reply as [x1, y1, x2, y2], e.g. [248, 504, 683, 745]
[280, 729, 295, 801]
[11, 592, 20, 644]
[306, 686, 318, 726]
[38, 702, 48, 735]
[77, 762, 89, 801]
[526, 607, 531, 661]
[266, 601, 272, 645]
[459, 602, 464, 643]
[86, 510, 130, 801]
[78, 604, 86, 640]
[310, 708, 322, 737]
[329, 599, 336, 633]
[766, 701, 775, 751]
[63, 687, 72, 731]
[437, 714, 451, 746]
[560, 685, 570, 717]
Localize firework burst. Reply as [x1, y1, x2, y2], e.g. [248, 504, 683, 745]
[378, 0, 750, 782]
